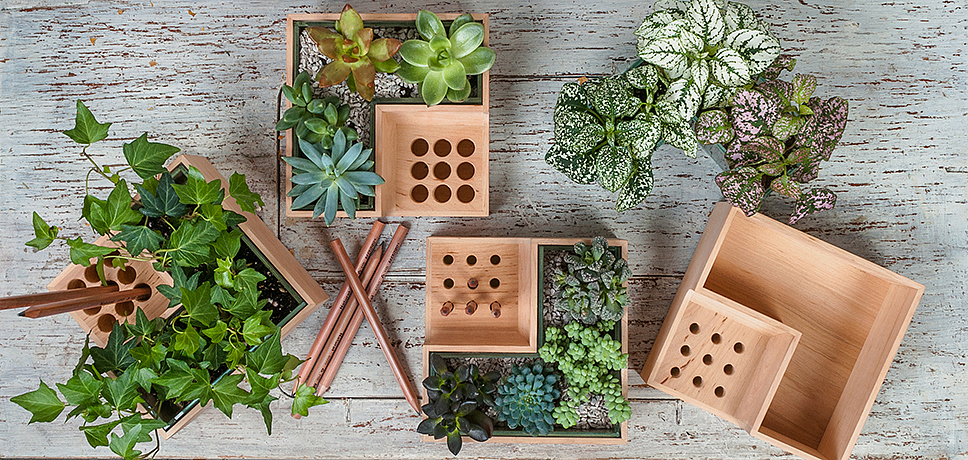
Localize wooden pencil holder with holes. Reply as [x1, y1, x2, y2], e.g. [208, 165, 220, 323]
[641, 202, 924, 460]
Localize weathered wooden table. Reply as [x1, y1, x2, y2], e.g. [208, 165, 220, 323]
[1, 0, 965, 458]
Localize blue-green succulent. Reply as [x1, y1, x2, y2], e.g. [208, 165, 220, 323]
[494, 364, 560, 435]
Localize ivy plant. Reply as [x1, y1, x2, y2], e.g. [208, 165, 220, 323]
[694, 58, 848, 223]
[276, 71, 359, 148]
[13, 101, 326, 460]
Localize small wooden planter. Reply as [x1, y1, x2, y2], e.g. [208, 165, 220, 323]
[423, 237, 629, 444]
[45, 154, 329, 439]
[284, 13, 490, 219]
[642, 202, 924, 460]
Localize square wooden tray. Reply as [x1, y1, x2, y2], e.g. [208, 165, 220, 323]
[643, 202, 924, 460]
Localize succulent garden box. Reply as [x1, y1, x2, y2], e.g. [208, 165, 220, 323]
[422, 237, 629, 446]
[283, 12, 490, 219]
[642, 202, 924, 460]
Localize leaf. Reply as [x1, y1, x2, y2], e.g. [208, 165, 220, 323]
[122, 132, 180, 180]
[790, 187, 837, 224]
[449, 22, 485, 59]
[103, 180, 143, 231]
[64, 100, 111, 145]
[587, 77, 638, 119]
[108, 423, 144, 460]
[90, 323, 137, 373]
[173, 324, 202, 355]
[545, 144, 597, 185]
[243, 310, 276, 346]
[742, 136, 785, 164]
[229, 172, 264, 213]
[168, 220, 219, 266]
[292, 382, 326, 417]
[421, 70, 448, 106]
[687, 0, 726, 46]
[759, 54, 796, 81]
[724, 28, 781, 75]
[171, 166, 223, 205]
[119, 414, 166, 443]
[616, 160, 655, 212]
[553, 108, 604, 155]
[137, 172, 186, 218]
[129, 342, 167, 370]
[111, 225, 164, 258]
[152, 360, 195, 401]
[80, 419, 120, 448]
[770, 174, 802, 199]
[447, 430, 463, 455]
[11, 380, 65, 423]
[715, 166, 766, 216]
[26, 211, 58, 250]
[102, 372, 140, 411]
[730, 89, 781, 143]
[624, 63, 660, 90]
[771, 114, 805, 141]
[792, 74, 818, 105]
[181, 282, 218, 326]
[156, 263, 200, 307]
[415, 10, 445, 40]
[66, 237, 115, 267]
[211, 374, 249, 418]
[246, 331, 288, 374]
[798, 96, 849, 161]
[247, 391, 278, 435]
[596, 144, 633, 192]
[235, 267, 266, 293]
[660, 77, 703, 120]
[695, 109, 734, 144]
[57, 371, 103, 407]
[637, 21, 701, 78]
[710, 47, 752, 87]
[616, 114, 662, 159]
[662, 119, 699, 158]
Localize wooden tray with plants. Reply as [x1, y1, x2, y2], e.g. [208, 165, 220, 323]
[279, 7, 492, 223]
[419, 237, 630, 453]
[642, 202, 924, 460]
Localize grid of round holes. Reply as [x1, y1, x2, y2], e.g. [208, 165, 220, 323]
[668, 322, 744, 399]
[439, 252, 502, 316]
[72, 257, 154, 333]
[409, 138, 478, 205]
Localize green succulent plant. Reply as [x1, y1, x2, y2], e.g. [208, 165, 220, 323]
[418, 354, 500, 455]
[397, 11, 496, 106]
[494, 364, 560, 436]
[539, 321, 630, 428]
[307, 4, 402, 101]
[551, 237, 631, 324]
[282, 130, 385, 225]
[276, 71, 359, 148]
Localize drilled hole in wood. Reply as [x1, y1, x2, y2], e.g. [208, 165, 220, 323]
[489, 278, 500, 289]
[489, 301, 501, 318]
[465, 300, 477, 315]
[116, 266, 137, 285]
[433, 162, 451, 180]
[434, 139, 451, 157]
[466, 255, 477, 266]
[715, 386, 725, 397]
[115, 301, 135, 316]
[102, 251, 120, 268]
[441, 301, 454, 316]
[457, 162, 475, 180]
[670, 367, 681, 378]
[457, 139, 475, 157]
[68, 279, 86, 289]
[443, 255, 454, 265]
[467, 278, 479, 289]
[711, 333, 722, 344]
[134, 284, 152, 301]
[734, 342, 745, 353]
[97, 314, 116, 333]
[443, 278, 454, 289]
[411, 161, 429, 180]
[724, 364, 734, 375]
[411, 138, 429, 156]
[680, 345, 690, 356]
[693, 376, 703, 387]
[703, 354, 713, 365]
[689, 322, 700, 334]
[434, 185, 451, 203]
[490, 255, 501, 265]
[84, 265, 100, 282]
[411, 185, 429, 203]
[83, 306, 101, 315]
[456, 185, 475, 203]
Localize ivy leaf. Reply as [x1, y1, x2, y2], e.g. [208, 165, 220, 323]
[122, 133, 180, 180]
[128, 367, 159, 392]
[246, 390, 278, 435]
[790, 187, 837, 224]
[213, 228, 242, 259]
[616, 159, 655, 212]
[545, 144, 597, 185]
[103, 180, 143, 231]
[183, 367, 214, 405]
[129, 342, 167, 370]
[63, 100, 111, 145]
[242, 310, 275, 346]
[137, 172, 186, 218]
[168, 220, 219, 266]
[596, 144, 633, 193]
[11, 380, 65, 423]
[120, 414, 166, 443]
[126, 307, 155, 338]
[226, 288, 260, 319]
[211, 374, 250, 418]
[56, 371, 103, 407]
[26, 212, 58, 250]
[108, 423, 144, 460]
[172, 166, 223, 205]
[222, 210, 247, 229]
[82, 194, 110, 235]
[90, 320, 137, 373]
[182, 283, 218, 326]
[210, 285, 235, 307]
[695, 109, 734, 144]
[156, 264, 201, 308]
[202, 320, 228, 343]
[102, 372, 140, 411]
[152, 360, 194, 401]
[234, 267, 266, 293]
[246, 368, 276, 401]
[291, 383, 326, 417]
[66, 237, 116, 267]
[111, 225, 164, 258]
[246, 331, 288, 374]
[229, 173, 265, 213]
[715, 166, 766, 216]
[80, 419, 120, 448]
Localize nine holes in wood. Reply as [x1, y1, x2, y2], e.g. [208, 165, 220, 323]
[439, 251, 504, 317]
[409, 138, 477, 204]
[71, 261, 155, 333]
[668, 321, 743, 399]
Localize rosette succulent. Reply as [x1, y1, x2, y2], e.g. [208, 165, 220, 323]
[494, 364, 560, 435]
[551, 237, 631, 324]
[418, 355, 500, 455]
[694, 57, 848, 223]
[307, 4, 402, 101]
[276, 71, 358, 147]
[397, 11, 496, 106]
[282, 130, 385, 225]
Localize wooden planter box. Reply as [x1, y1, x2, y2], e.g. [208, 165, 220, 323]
[642, 202, 924, 460]
[45, 154, 329, 438]
[284, 13, 490, 219]
[423, 237, 629, 444]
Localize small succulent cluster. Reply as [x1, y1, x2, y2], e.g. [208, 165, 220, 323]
[398, 11, 496, 106]
[539, 321, 630, 427]
[282, 130, 385, 225]
[552, 237, 631, 324]
[276, 71, 359, 147]
[494, 364, 560, 436]
[418, 355, 500, 455]
[695, 56, 848, 223]
[307, 4, 401, 101]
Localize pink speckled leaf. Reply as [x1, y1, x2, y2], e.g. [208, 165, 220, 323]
[742, 136, 784, 163]
[715, 166, 765, 216]
[799, 96, 849, 161]
[759, 54, 796, 81]
[790, 187, 836, 224]
[755, 79, 793, 106]
[730, 89, 781, 143]
[694, 109, 734, 144]
[770, 175, 801, 198]
[789, 157, 821, 183]
[792, 74, 817, 105]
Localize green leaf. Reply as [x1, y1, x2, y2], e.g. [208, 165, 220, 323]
[234, 267, 265, 293]
[456, 46, 495, 75]
[66, 237, 115, 267]
[687, 0, 727, 46]
[173, 324, 202, 355]
[616, 115, 662, 159]
[129, 367, 159, 392]
[415, 10, 445, 41]
[229, 172, 264, 213]
[102, 372, 140, 411]
[587, 77, 638, 119]
[129, 342, 167, 369]
[111, 225, 164, 258]
[420, 70, 448, 106]
[596, 144, 633, 192]
[119, 414, 166, 443]
[292, 383, 326, 417]
[167, 220, 219, 266]
[182, 283, 218, 326]
[57, 371, 103, 407]
[246, 331, 288, 374]
[226, 288, 260, 319]
[243, 310, 275, 346]
[710, 47, 752, 87]
[202, 320, 228, 343]
[152, 360, 195, 401]
[624, 63, 660, 90]
[104, 180, 143, 231]
[210, 284, 235, 307]
[724, 28, 781, 75]
[63, 100, 111, 145]
[171, 166, 223, 205]
[90, 323, 137, 373]
[80, 419, 120, 448]
[122, 133, 181, 180]
[616, 160, 656, 212]
[11, 380, 65, 423]
[108, 423, 144, 460]
[545, 144, 597, 185]
[449, 22, 485, 59]
[156, 264, 200, 307]
[26, 211, 58, 250]
[442, 61, 468, 91]
[211, 374, 250, 418]
[199, 203, 228, 232]
[83, 194, 110, 235]
[553, 109, 605, 154]
[792, 73, 818, 105]
[137, 172, 186, 218]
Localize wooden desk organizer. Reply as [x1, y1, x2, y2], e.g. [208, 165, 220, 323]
[642, 203, 924, 460]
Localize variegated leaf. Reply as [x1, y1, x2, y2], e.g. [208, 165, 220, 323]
[715, 166, 765, 215]
[596, 144, 634, 192]
[756, 79, 794, 107]
[553, 109, 605, 154]
[616, 158, 655, 212]
[730, 89, 781, 142]
[799, 96, 849, 161]
[689, 59, 710, 93]
[788, 146, 811, 164]
[725, 28, 781, 75]
[617, 114, 663, 159]
[792, 74, 818, 105]
[655, 100, 683, 125]
[588, 77, 639, 119]
[687, 0, 727, 46]
[710, 47, 752, 87]
[757, 162, 785, 176]
[770, 175, 801, 199]
[662, 119, 699, 158]
[702, 82, 737, 109]
[760, 54, 796, 80]
[725, 138, 760, 167]
[637, 20, 702, 79]
[789, 157, 821, 183]
[625, 63, 660, 90]
[723, 1, 763, 33]
[636, 10, 686, 42]
[694, 109, 734, 144]
[661, 78, 703, 120]
[742, 136, 784, 163]
[654, 0, 691, 12]
[554, 82, 591, 114]
[546, 144, 597, 184]
[790, 187, 836, 224]
[772, 114, 805, 141]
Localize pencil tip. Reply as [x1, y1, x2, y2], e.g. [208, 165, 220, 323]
[17, 311, 25, 317]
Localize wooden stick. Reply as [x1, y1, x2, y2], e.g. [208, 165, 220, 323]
[1, 285, 120, 310]
[292, 220, 384, 390]
[20, 286, 151, 319]
[316, 224, 409, 396]
[329, 237, 420, 414]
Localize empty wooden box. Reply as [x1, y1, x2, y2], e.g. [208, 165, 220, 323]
[642, 202, 924, 460]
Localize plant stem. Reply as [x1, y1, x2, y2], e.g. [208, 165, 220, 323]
[80, 146, 113, 182]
